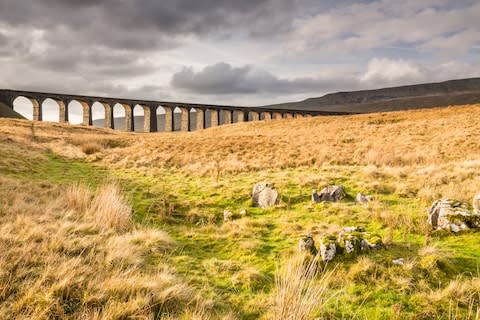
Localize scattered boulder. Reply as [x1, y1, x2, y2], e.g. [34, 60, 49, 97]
[239, 209, 248, 217]
[252, 182, 279, 208]
[473, 193, 480, 214]
[298, 234, 318, 255]
[428, 199, 480, 233]
[318, 227, 382, 262]
[392, 258, 404, 266]
[356, 192, 373, 205]
[312, 185, 346, 203]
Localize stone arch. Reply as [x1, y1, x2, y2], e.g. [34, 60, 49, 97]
[189, 107, 204, 131]
[207, 108, 219, 128]
[219, 109, 233, 125]
[41, 98, 60, 122]
[132, 104, 154, 132]
[248, 111, 260, 121]
[155, 105, 166, 132]
[90, 101, 113, 129]
[273, 112, 283, 120]
[233, 110, 246, 123]
[67, 100, 84, 124]
[12, 96, 36, 120]
[261, 111, 272, 120]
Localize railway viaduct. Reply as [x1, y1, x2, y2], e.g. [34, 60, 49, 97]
[0, 89, 351, 132]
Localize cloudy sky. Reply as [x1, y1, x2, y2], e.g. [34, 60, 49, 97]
[1, 0, 479, 121]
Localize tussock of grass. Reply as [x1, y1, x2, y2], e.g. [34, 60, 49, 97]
[272, 254, 333, 320]
[86, 183, 133, 233]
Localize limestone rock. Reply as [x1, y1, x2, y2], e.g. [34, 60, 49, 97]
[473, 193, 480, 214]
[392, 258, 404, 266]
[252, 182, 279, 208]
[239, 209, 248, 217]
[320, 235, 337, 262]
[428, 199, 480, 233]
[299, 234, 318, 255]
[356, 192, 372, 205]
[312, 185, 346, 203]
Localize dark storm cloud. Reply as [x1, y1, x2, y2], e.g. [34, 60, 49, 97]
[171, 62, 361, 95]
[0, 0, 298, 78]
[0, 0, 297, 50]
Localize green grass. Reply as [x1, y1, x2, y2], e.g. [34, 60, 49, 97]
[2, 150, 479, 319]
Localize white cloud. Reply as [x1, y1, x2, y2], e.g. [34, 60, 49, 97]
[360, 58, 424, 85]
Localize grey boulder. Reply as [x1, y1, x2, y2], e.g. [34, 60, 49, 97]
[252, 182, 279, 208]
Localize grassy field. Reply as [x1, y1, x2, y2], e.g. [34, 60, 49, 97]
[0, 105, 479, 319]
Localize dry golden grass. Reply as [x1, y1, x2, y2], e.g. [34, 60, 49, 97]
[90, 104, 480, 175]
[0, 177, 199, 319]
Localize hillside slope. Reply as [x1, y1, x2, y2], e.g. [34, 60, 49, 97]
[264, 78, 480, 113]
[0, 102, 24, 119]
[1, 105, 480, 319]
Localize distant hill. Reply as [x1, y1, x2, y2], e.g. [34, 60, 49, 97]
[0, 102, 25, 119]
[262, 78, 480, 113]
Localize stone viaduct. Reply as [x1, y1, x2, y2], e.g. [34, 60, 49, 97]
[0, 89, 351, 132]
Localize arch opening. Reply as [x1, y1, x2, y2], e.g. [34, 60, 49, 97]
[189, 108, 198, 131]
[12, 96, 34, 120]
[113, 103, 126, 131]
[173, 107, 182, 131]
[156, 106, 166, 132]
[67, 100, 83, 124]
[133, 105, 145, 132]
[91, 102, 105, 128]
[41, 98, 60, 122]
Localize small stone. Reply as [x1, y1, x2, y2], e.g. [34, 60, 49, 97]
[298, 234, 318, 255]
[239, 209, 247, 217]
[223, 210, 233, 222]
[252, 182, 279, 208]
[356, 192, 372, 205]
[392, 258, 404, 265]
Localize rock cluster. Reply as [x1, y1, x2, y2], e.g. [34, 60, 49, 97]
[312, 185, 346, 203]
[252, 182, 279, 208]
[299, 227, 382, 263]
[428, 199, 480, 233]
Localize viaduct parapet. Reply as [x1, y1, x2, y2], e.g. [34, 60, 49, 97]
[0, 89, 352, 132]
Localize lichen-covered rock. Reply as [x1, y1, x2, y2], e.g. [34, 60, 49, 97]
[252, 182, 279, 208]
[298, 234, 318, 255]
[319, 234, 337, 262]
[428, 199, 480, 233]
[473, 193, 480, 215]
[312, 185, 346, 203]
[360, 233, 383, 250]
[356, 192, 372, 205]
